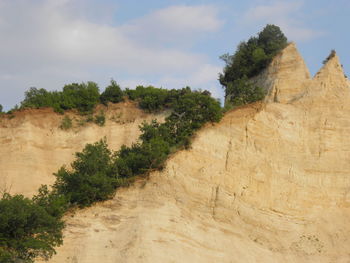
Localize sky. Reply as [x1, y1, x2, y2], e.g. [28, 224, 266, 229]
[0, 0, 349, 110]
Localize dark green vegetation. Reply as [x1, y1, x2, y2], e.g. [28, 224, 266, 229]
[0, 104, 3, 113]
[220, 24, 288, 107]
[59, 116, 73, 130]
[53, 140, 117, 207]
[100, 80, 124, 105]
[94, 111, 106, 126]
[0, 86, 222, 262]
[21, 82, 100, 114]
[0, 193, 64, 263]
[20, 80, 123, 115]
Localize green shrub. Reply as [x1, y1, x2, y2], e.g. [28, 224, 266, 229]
[0, 104, 3, 113]
[0, 193, 64, 263]
[32, 185, 68, 219]
[59, 116, 72, 130]
[219, 24, 287, 106]
[100, 80, 124, 105]
[52, 139, 118, 207]
[225, 76, 265, 106]
[60, 82, 100, 114]
[20, 82, 100, 114]
[94, 111, 106, 126]
[125, 86, 172, 112]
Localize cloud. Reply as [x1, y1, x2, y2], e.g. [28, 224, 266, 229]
[243, 1, 324, 42]
[121, 5, 223, 46]
[0, 1, 223, 109]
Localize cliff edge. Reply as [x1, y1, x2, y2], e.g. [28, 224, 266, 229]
[1, 44, 350, 262]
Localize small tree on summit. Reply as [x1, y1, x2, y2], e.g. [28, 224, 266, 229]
[100, 79, 124, 105]
[323, 49, 336, 64]
[219, 24, 288, 107]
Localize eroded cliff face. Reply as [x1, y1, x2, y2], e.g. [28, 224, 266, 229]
[0, 101, 165, 196]
[2, 43, 350, 262]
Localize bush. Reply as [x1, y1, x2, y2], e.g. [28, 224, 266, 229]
[323, 49, 336, 64]
[125, 86, 172, 112]
[60, 82, 100, 114]
[219, 24, 287, 106]
[225, 76, 265, 106]
[94, 111, 106, 126]
[21, 82, 100, 114]
[0, 104, 3, 113]
[52, 139, 118, 207]
[59, 116, 72, 130]
[100, 80, 124, 105]
[0, 193, 64, 263]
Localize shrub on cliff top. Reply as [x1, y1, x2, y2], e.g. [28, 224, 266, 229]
[21, 82, 100, 114]
[220, 24, 288, 107]
[100, 80, 124, 105]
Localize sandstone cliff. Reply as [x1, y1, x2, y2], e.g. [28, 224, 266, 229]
[0, 101, 166, 196]
[2, 43, 350, 262]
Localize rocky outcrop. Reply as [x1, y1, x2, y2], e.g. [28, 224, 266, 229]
[2, 44, 350, 262]
[251, 42, 311, 103]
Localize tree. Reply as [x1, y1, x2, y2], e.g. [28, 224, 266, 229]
[258, 24, 288, 55]
[100, 80, 124, 105]
[20, 82, 101, 114]
[52, 139, 117, 207]
[0, 193, 64, 263]
[0, 104, 3, 113]
[219, 24, 288, 107]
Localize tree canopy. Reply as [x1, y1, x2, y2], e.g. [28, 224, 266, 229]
[0, 194, 64, 263]
[100, 80, 124, 105]
[219, 24, 288, 107]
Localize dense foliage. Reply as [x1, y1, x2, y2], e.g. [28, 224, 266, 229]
[21, 82, 100, 114]
[52, 140, 117, 207]
[20, 79, 125, 114]
[0, 104, 3, 113]
[220, 24, 288, 107]
[100, 80, 124, 105]
[125, 85, 174, 112]
[0, 194, 64, 263]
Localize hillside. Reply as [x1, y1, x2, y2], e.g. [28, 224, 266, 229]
[0, 101, 166, 196]
[2, 43, 350, 262]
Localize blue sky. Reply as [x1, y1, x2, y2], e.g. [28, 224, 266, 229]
[0, 0, 349, 110]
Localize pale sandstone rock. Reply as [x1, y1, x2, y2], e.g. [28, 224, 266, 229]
[0, 101, 165, 196]
[2, 44, 350, 262]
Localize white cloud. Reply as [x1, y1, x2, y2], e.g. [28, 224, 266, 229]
[138, 5, 222, 32]
[120, 5, 223, 46]
[243, 1, 324, 42]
